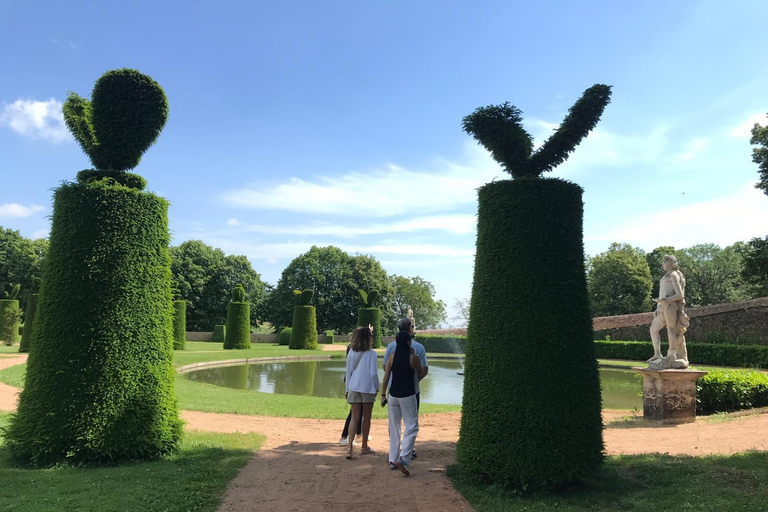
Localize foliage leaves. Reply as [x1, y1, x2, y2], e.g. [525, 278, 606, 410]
[462, 84, 612, 178]
[172, 300, 186, 350]
[357, 308, 381, 348]
[0, 227, 48, 315]
[63, 68, 169, 173]
[289, 306, 317, 350]
[750, 117, 768, 196]
[588, 242, 653, 316]
[5, 180, 182, 465]
[18, 293, 37, 352]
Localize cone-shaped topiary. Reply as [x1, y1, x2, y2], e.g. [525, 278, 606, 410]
[0, 296, 21, 346]
[290, 290, 317, 350]
[224, 285, 250, 349]
[212, 324, 226, 343]
[278, 327, 292, 346]
[5, 69, 181, 466]
[357, 288, 381, 348]
[457, 85, 611, 489]
[172, 300, 186, 350]
[19, 293, 38, 353]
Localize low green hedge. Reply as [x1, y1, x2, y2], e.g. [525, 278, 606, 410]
[324, 330, 334, 344]
[697, 369, 768, 414]
[278, 327, 292, 346]
[415, 335, 467, 354]
[595, 340, 768, 369]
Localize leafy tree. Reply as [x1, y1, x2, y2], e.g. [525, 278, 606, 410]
[170, 240, 266, 331]
[588, 243, 653, 316]
[264, 246, 391, 334]
[750, 116, 768, 196]
[383, 275, 447, 332]
[676, 243, 750, 306]
[0, 227, 48, 315]
[740, 236, 768, 297]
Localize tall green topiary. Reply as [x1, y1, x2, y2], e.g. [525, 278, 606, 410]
[278, 327, 292, 346]
[457, 85, 611, 489]
[224, 284, 251, 349]
[19, 278, 41, 352]
[172, 300, 186, 350]
[5, 69, 182, 466]
[357, 289, 382, 348]
[290, 290, 317, 350]
[0, 284, 22, 346]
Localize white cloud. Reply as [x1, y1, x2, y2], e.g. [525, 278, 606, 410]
[226, 218, 240, 226]
[0, 98, 70, 142]
[231, 214, 476, 237]
[221, 143, 503, 217]
[31, 228, 49, 240]
[0, 203, 45, 219]
[730, 113, 768, 138]
[586, 186, 768, 253]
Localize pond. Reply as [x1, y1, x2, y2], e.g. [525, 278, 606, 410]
[184, 359, 643, 409]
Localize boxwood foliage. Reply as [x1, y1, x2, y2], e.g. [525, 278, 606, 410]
[697, 369, 768, 414]
[63, 68, 168, 174]
[414, 334, 467, 354]
[5, 180, 182, 465]
[18, 293, 38, 353]
[224, 285, 250, 350]
[278, 327, 292, 346]
[324, 330, 335, 344]
[212, 324, 226, 343]
[0, 299, 21, 345]
[457, 178, 603, 489]
[291, 306, 318, 350]
[357, 308, 382, 348]
[172, 300, 186, 350]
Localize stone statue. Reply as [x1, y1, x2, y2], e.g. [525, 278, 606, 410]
[407, 307, 415, 330]
[648, 255, 690, 370]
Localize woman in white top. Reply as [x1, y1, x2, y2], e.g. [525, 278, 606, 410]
[345, 325, 379, 459]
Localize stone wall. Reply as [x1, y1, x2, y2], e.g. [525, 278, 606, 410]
[593, 297, 768, 345]
[184, 332, 397, 345]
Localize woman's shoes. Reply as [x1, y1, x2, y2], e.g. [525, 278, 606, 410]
[338, 437, 348, 446]
[360, 446, 376, 455]
[345, 449, 353, 459]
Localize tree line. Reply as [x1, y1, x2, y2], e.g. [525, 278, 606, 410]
[0, 227, 447, 334]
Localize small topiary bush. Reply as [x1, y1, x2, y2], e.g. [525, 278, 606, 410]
[19, 293, 38, 353]
[697, 369, 768, 414]
[278, 327, 292, 346]
[212, 324, 226, 343]
[290, 290, 317, 350]
[324, 330, 335, 344]
[0, 299, 21, 346]
[224, 285, 250, 350]
[357, 289, 381, 348]
[172, 300, 186, 350]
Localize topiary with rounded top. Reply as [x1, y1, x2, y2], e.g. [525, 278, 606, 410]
[5, 69, 181, 466]
[224, 284, 250, 350]
[290, 290, 317, 350]
[278, 327, 292, 346]
[357, 288, 381, 348]
[457, 85, 611, 489]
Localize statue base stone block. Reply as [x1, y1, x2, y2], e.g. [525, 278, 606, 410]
[632, 368, 708, 424]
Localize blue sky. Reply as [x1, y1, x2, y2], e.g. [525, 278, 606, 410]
[2, 1, 768, 323]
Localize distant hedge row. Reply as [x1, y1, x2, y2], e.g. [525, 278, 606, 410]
[595, 340, 768, 369]
[414, 335, 467, 354]
[697, 369, 768, 414]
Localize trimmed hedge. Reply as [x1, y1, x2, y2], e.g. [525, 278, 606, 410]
[5, 180, 182, 465]
[357, 307, 381, 348]
[697, 369, 768, 414]
[457, 178, 603, 489]
[415, 334, 467, 354]
[278, 327, 292, 346]
[19, 294, 38, 353]
[172, 300, 186, 350]
[290, 306, 317, 350]
[324, 330, 335, 344]
[0, 299, 21, 345]
[212, 324, 226, 342]
[224, 287, 251, 350]
[595, 340, 768, 369]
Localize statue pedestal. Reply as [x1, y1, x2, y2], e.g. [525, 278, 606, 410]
[632, 367, 708, 424]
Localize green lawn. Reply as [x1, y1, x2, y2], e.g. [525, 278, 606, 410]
[0, 412, 264, 512]
[448, 452, 768, 511]
[0, 344, 20, 354]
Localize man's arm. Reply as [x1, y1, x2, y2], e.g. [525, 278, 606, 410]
[417, 344, 428, 380]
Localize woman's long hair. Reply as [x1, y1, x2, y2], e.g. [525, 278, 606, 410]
[393, 330, 411, 370]
[350, 326, 372, 352]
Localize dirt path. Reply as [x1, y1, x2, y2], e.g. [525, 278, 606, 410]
[1, 354, 767, 512]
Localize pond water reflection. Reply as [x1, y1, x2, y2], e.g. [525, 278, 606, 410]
[183, 360, 642, 409]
